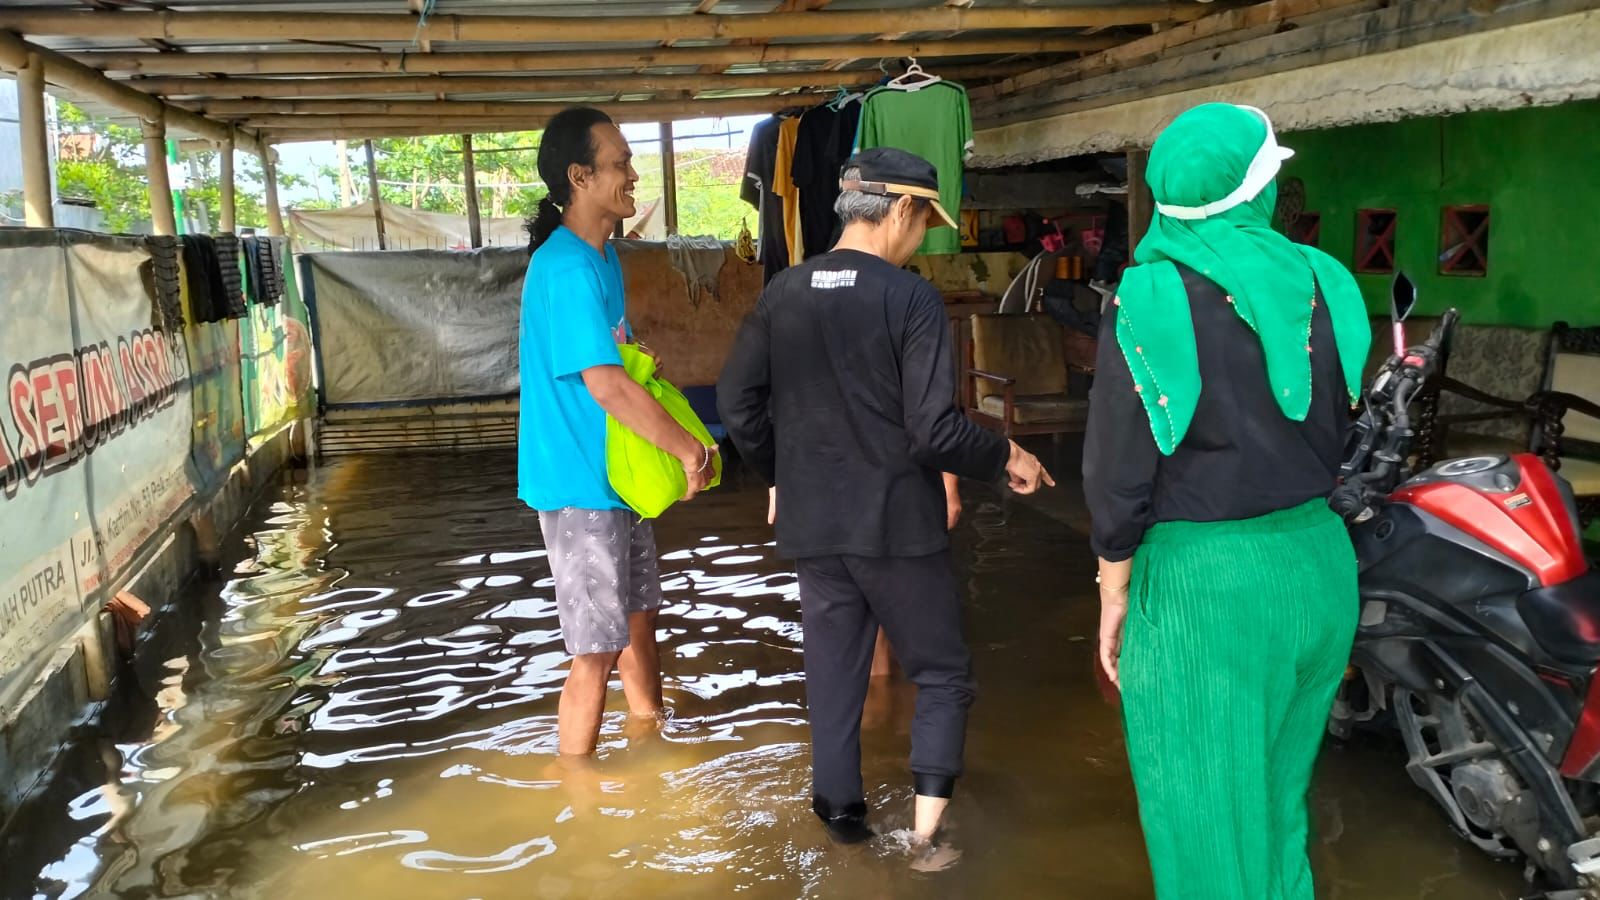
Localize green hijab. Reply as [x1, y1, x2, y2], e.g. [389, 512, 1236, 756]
[1114, 103, 1370, 454]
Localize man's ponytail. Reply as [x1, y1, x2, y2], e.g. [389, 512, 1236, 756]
[527, 195, 564, 252]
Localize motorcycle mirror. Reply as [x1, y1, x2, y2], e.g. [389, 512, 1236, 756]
[1390, 271, 1418, 323]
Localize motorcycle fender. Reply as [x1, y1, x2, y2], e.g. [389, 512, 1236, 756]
[1352, 636, 1443, 697]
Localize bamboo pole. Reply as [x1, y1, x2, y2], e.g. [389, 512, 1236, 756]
[462, 134, 483, 249]
[219, 131, 236, 232]
[136, 63, 1027, 99]
[143, 117, 178, 237]
[234, 95, 817, 133]
[660, 121, 678, 237]
[0, 6, 1202, 43]
[0, 30, 256, 151]
[202, 96, 829, 117]
[364, 139, 387, 250]
[261, 146, 285, 236]
[79, 36, 1115, 77]
[17, 51, 53, 228]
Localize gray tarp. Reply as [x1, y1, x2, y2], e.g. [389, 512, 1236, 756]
[303, 247, 529, 407]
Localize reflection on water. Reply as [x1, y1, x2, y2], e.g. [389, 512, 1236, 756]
[8, 452, 1524, 899]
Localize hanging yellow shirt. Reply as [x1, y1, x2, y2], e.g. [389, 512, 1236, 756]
[774, 117, 805, 267]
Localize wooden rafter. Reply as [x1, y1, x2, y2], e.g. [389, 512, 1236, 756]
[78, 36, 1112, 77]
[970, 0, 1373, 105]
[214, 95, 824, 122]
[702, 0, 829, 77]
[0, 29, 255, 149]
[0, 6, 1207, 43]
[137, 63, 1024, 100]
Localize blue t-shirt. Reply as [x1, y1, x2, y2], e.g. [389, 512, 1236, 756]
[517, 226, 629, 512]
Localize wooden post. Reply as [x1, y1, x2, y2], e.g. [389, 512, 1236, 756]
[461, 133, 483, 249]
[143, 117, 178, 237]
[17, 50, 52, 228]
[660, 120, 678, 237]
[364, 138, 387, 250]
[1127, 149, 1153, 253]
[219, 131, 236, 233]
[261, 145, 286, 237]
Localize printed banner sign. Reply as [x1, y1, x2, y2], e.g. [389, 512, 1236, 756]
[0, 230, 195, 704]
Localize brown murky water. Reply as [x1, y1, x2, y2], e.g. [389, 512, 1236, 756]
[7, 452, 1526, 899]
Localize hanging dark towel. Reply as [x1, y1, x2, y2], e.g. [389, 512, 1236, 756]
[213, 233, 248, 319]
[180, 234, 230, 324]
[243, 235, 268, 305]
[265, 237, 287, 305]
[143, 235, 185, 333]
[243, 236, 287, 307]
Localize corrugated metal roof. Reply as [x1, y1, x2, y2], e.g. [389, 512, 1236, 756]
[0, 0, 1207, 140]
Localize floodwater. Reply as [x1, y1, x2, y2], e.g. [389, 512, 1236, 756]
[6, 451, 1527, 899]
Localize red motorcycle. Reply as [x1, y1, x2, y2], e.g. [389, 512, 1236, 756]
[1330, 273, 1600, 897]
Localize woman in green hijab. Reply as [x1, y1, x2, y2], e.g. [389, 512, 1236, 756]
[1083, 103, 1370, 899]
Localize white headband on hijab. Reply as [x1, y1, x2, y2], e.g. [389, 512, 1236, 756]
[1153, 105, 1296, 221]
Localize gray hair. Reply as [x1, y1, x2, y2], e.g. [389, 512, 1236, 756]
[834, 166, 926, 226]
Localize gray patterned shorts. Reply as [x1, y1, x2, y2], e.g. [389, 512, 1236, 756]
[537, 507, 664, 656]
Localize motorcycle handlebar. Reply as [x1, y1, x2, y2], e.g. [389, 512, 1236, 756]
[1335, 308, 1459, 524]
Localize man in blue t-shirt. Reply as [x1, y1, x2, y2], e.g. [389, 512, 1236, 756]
[519, 107, 717, 757]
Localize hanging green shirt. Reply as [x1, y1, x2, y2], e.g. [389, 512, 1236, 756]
[854, 81, 972, 256]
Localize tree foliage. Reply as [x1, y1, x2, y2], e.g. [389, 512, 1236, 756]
[332, 131, 751, 239]
[54, 101, 280, 234]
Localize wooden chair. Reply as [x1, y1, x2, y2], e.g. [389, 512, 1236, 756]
[1529, 324, 1600, 519]
[964, 313, 1092, 438]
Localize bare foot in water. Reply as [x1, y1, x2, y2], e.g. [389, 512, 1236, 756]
[909, 841, 963, 873]
[623, 710, 667, 744]
[545, 754, 607, 817]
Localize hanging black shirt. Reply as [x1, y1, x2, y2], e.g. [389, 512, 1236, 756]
[719, 249, 1010, 559]
[1083, 264, 1351, 562]
[741, 116, 790, 285]
[791, 103, 861, 259]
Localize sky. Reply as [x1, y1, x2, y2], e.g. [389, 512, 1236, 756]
[272, 114, 767, 206]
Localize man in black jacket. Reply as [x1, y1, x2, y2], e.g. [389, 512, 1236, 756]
[718, 148, 1053, 847]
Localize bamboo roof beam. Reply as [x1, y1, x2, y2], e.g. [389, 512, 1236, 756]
[78, 36, 1116, 77]
[153, 64, 1022, 101]
[0, 6, 1207, 43]
[0, 29, 259, 150]
[237, 95, 816, 132]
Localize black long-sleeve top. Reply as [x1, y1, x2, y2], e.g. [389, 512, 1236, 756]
[1083, 264, 1351, 562]
[718, 249, 1010, 559]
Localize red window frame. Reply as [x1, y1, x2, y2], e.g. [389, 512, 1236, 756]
[1354, 209, 1397, 274]
[1440, 205, 1490, 277]
[1289, 212, 1321, 248]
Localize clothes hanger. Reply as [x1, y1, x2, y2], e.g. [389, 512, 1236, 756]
[885, 57, 942, 91]
[828, 85, 865, 109]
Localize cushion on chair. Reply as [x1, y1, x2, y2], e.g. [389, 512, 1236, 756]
[1549, 352, 1600, 446]
[971, 314, 1068, 401]
[978, 393, 1089, 427]
[1555, 457, 1600, 497]
[1438, 324, 1547, 445]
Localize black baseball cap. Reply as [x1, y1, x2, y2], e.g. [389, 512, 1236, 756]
[839, 147, 957, 230]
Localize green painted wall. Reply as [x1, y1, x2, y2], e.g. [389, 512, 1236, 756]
[1281, 101, 1600, 329]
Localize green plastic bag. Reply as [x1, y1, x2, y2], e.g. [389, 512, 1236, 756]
[606, 344, 721, 518]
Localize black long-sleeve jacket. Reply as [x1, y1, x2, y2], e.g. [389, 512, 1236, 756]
[718, 249, 1009, 559]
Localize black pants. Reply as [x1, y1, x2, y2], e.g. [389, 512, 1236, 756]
[796, 552, 975, 807]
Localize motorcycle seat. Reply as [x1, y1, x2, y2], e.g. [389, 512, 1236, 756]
[1516, 570, 1600, 665]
